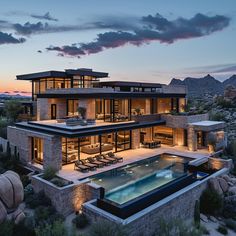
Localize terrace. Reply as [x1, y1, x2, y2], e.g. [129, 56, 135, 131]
[57, 145, 209, 182]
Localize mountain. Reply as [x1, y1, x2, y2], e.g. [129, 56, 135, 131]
[223, 75, 236, 87]
[169, 74, 236, 97]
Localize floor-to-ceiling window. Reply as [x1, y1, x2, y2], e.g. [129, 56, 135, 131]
[67, 99, 79, 116]
[32, 137, 44, 164]
[153, 126, 173, 145]
[116, 130, 131, 152]
[95, 99, 131, 122]
[157, 98, 172, 113]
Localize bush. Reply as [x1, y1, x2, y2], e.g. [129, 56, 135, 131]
[35, 220, 67, 236]
[72, 213, 89, 229]
[25, 190, 51, 209]
[42, 166, 57, 180]
[20, 174, 31, 187]
[156, 218, 204, 236]
[194, 200, 200, 228]
[0, 220, 14, 236]
[217, 225, 228, 235]
[200, 188, 223, 215]
[51, 178, 67, 187]
[87, 220, 127, 236]
[224, 218, 236, 232]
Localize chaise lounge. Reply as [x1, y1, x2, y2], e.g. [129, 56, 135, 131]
[74, 160, 90, 172]
[107, 152, 123, 162]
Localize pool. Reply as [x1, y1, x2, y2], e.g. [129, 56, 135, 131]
[90, 154, 192, 205]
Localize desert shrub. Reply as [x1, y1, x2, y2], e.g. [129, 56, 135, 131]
[0, 220, 14, 236]
[210, 112, 225, 121]
[20, 174, 31, 187]
[156, 218, 204, 236]
[194, 200, 200, 228]
[87, 220, 127, 236]
[224, 218, 236, 232]
[13, 219, 36, 236]
[72, 213, 89, 229]
[217, 225, 228, 235]
[34, 206, 56, 222]
[35, 220, 67, 236]
[25, 190, 51, 209]
[51, 178, 67, 187]
[200, 188, 223, 215]
[42, 166, 57, 180]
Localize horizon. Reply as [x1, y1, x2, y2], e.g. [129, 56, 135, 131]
[0, 0, 236, 93]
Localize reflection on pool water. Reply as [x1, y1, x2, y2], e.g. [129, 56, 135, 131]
[90, 154, 192, 205]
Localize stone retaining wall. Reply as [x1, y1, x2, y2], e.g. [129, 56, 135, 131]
[31, 175, 102, 216]
[83, 168, 228, 236]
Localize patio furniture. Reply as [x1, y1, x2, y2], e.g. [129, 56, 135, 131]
[80, 159, 97, 171]
[95, 155, 111, 165]
[74, 160, 90, 172]
[101, 154, 118, 164]
[66, 117, 87, 126]
[107, 152, 123, 162]
[142, 141, 161, 149]
[87, 157, 104, 168]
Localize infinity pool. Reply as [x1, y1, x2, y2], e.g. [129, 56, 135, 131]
[90, 153, 192, 205]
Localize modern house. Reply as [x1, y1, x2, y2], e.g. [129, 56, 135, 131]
[7, 68, 232, 235]
[7, 68, 226, 172]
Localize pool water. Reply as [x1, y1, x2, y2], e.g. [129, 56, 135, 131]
[90, 154, 191, 205]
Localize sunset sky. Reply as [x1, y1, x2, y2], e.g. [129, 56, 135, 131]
[0, 0, 236, 94]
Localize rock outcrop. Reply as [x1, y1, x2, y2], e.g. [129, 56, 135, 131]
[0, 171, 24, 224]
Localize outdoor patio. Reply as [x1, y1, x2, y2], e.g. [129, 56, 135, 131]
[58, 145, 209, 182]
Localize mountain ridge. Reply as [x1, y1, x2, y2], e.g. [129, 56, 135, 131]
[169, 74, 236, 97]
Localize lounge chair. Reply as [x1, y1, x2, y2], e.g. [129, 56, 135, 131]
[95, 154, 111, 165]
[80, 159, 97, 171]
[74, 160, 90, 172]
[87, 157, 104, 168]
[101, 153, 118, 164]
[107, 152, 123, 162]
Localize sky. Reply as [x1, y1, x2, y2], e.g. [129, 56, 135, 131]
[0, 0, 236, 94]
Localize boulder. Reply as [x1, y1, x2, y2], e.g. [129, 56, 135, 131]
[222, 175, 231, 183]
[14, 211, 25, 224]
[230, 178, 236, 185]
[208, 178, 223, 195]
[228, 186, 236, 195]
[218, 177, 229, 193]
[0, 171, 24, 224]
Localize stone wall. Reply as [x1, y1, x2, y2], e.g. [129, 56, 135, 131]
[83, 168, 228, 236]
[32, 175, 103, 216]
[208, 157, 233, 170]
[161, 113, 209, 129]
[131, 129, 140, 149]
[37, 98, 67, 120]
[7, 126, 62, 171]
[79, 99, 96, 119]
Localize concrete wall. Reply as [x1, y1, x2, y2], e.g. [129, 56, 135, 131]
[32, 175, 102, 216]
[79, 99, 96, 119]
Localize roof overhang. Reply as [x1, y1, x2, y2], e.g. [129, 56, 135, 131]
[189, 121, 226, 131]
[15, 120, 165, 138]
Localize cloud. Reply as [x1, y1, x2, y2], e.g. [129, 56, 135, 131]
[46, 13, 230, 57]
[13, 22, 49, 35]
[0, 31, 25, 45]
[31, 12, 58, 22]
[37, 50, 42, 53]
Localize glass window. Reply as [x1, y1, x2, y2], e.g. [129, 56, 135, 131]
[116, 130, 131, 151]
[67, 100, 79, 116]
[179, 98, 186, 112]
[62, 138, 79, 164]
[157, 98, 172, 113]
[32, 137, 44, 163]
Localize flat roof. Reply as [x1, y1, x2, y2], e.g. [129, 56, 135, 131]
[190, 121, 225, 127]
[15, 120, 166, 138]
[16, 68, 108, 81]
[190, 120, 225, 131]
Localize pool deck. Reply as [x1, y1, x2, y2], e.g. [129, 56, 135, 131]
[58, 145, 209, 183]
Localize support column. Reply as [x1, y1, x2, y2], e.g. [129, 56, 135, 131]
[43, 136, 62, 171]
[187, 125, 197, 151]
[131, 129, 140, 149]
[79, 99, 96, 119]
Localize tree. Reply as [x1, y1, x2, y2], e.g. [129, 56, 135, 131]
[4, 100, 23, 122]
[77, 107, 86, 119]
